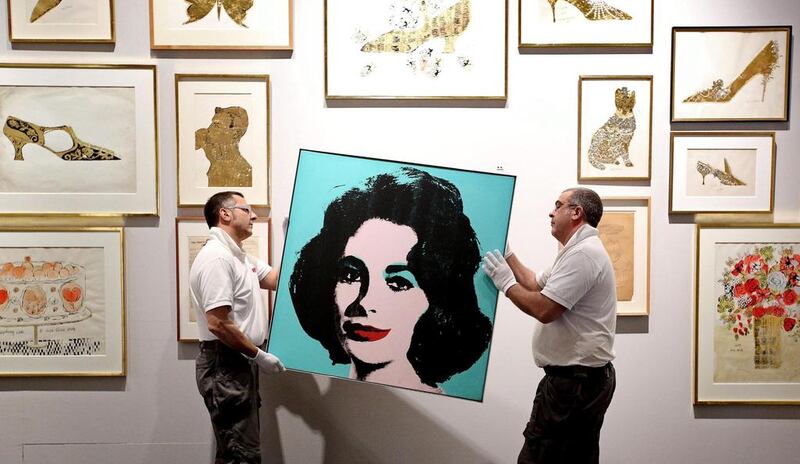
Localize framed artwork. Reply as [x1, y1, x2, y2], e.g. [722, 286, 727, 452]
[268, 149, 515, 401]
[175, 74, 270, 208]
[518, 0, 653, 48]
[324, 0, 508, 100]
[149, 0, 292, 50]
[0, 63, 159, 216]
[671, 26, 791, 122]
[0, 228, 125, 377]
[176, 217, 272, 342]
[7, 0, 114, 43]
[598, 197, 650, 316]
[578, 76, 652, 181]
[695, 223, 800, 404]
[669, 132, 775, 214]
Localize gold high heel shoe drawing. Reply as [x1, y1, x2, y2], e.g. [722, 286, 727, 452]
[361, 0, 470, 54]
[3, 116, 119, 161]
[696, 159, 745, 186]
[30, 0, 62, 23]
[546, 0, 632, 23]
[684, 40, 779, 103]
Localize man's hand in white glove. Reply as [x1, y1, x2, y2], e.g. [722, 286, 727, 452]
[251, 349, 286, 374]
[482, 250, 517, 295]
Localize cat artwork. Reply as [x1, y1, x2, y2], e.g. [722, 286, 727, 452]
[587, 87, 636, 171]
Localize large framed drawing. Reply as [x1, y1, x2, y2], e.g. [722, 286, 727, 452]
[671, 27, 791, 122]
[0, 228, 124, 377]
[268, 149, 515, 401]
[695, 224, 800, 404]
[669, 132, 775, 214]
[176, 217, 272, 342]
[149, 0, 292, 50]
[578, 76, 652, 181]
[518, 0, 653, 48]
[7, 0, 115, 43]
[598, 197, 650, 316]
[0, 64, 158, 216]
[325, 0, 508, 100]
[175, 74, 270, 208]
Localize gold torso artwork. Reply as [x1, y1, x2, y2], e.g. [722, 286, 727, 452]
[194, 106, 253, 188]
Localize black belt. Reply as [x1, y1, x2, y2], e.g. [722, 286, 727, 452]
[544, 362, 612, 379]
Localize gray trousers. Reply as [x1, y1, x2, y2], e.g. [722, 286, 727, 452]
[196, 341, 261, 464]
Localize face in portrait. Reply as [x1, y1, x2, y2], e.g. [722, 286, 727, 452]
[289, 167, 492, 393]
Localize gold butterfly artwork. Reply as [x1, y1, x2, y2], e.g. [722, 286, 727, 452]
[184, 0, 254, 27]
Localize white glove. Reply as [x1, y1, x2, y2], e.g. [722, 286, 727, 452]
[482, 250, 517, 295]
[251, 349, 286, 374]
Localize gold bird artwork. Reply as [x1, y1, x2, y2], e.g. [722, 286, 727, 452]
[30, 0, 62, 22]
[184, 0, 254, 28]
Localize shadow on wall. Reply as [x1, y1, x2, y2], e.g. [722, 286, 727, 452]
[261, 371, 493, 464]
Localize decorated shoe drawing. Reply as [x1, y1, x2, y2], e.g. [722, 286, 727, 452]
[684, 40, 779, 103]
[30, 0, 62, 22]
[361, 0, 471, 54]
[696, 158, 746, 186]
[3, 116, 119, 161]
[546, 0, 632, 23]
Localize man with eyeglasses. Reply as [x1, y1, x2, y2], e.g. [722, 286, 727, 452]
[482, 187, 616, 464]
[190, 191, 285, 464]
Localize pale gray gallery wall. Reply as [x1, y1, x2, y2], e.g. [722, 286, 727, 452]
[0, 0, 799, 463]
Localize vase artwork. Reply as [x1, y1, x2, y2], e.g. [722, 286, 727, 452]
[714, 243, 800, 382]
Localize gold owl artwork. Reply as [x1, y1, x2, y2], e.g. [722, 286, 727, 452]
[184, 0, 254, 27]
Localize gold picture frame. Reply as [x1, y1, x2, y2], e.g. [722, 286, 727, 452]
[0, 227, 125, 377]
[578, 75, 653, 181]
[0, 63, 159, 216]
[671, 26, 792, 122]
[324, 0, 508, 100]
[694, 223, 800, 404]
[149, 0, 293, 50]
[518, 0, 653, 48]
[599, 196, 650, 316]
[175, 217, 272, 342]
[175, 74, 271, 208]
[7, 0, 115, 43]
[669, 132, 776, 214]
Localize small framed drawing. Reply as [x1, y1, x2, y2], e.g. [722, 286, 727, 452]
[7, 0, 115, 43]
[0, 64, 158, 216]
[578, 76, 652, 181]
[325, 0, 508, 100]
[695, 223, 800, 404]
[671, 26, 791, 122]
[176, 74, 270, 208]
[149, 0, 292, 50]
[669, 132, 775, 214]
[598, 197, 650, 316]
[176, 217, 272, 342]
[0, 227, 125, 377]
[519, 0, 653, 48]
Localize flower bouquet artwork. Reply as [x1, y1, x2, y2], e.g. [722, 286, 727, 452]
[695, 225, 800, 404]
[714, 244, 800, 382]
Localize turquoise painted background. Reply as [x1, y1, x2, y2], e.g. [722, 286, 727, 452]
[268, 149, 515, 401]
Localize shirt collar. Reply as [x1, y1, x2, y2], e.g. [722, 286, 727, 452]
[209, 227, 246, 260]
[555, 224, 598, 261]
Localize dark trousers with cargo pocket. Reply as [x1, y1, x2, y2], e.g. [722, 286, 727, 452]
[196, 340, 262, 464]
[518, 362, 616, 464]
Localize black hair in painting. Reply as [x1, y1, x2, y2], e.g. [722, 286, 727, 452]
[289, 167, 492, 387]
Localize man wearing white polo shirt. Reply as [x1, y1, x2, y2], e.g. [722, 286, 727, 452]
[483, 187, 616, 464]
[190, 191, 285, 464]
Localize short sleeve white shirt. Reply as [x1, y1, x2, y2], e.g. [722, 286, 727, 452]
[189, 227, 271, 345]
[533, 224, 617, 367]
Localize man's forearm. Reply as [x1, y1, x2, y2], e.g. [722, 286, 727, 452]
[505, 285, 563, 324]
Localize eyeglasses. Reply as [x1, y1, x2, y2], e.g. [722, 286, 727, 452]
[554, 201, 578, 211]
[223, 204, 254, 215]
